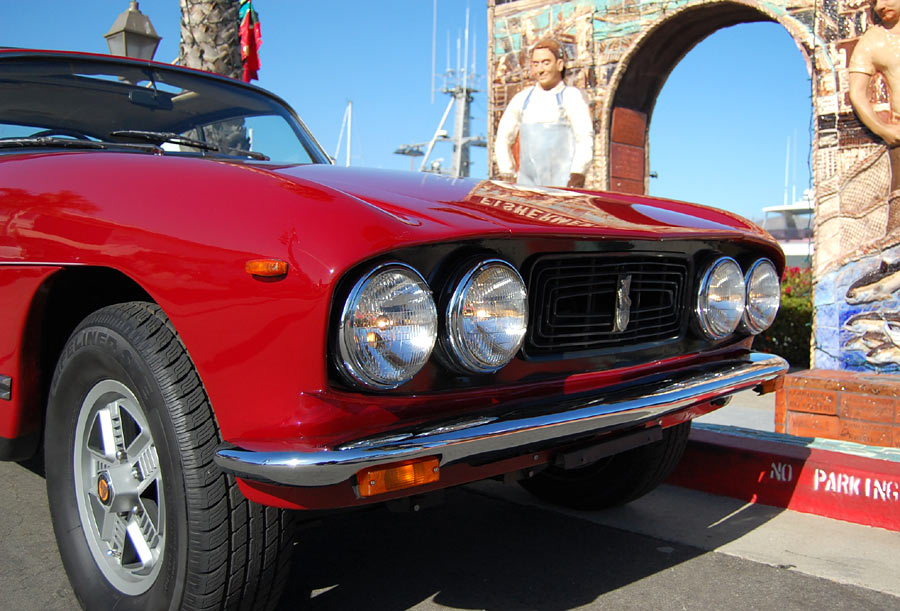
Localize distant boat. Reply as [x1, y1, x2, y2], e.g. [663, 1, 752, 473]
[762, 195, 813, 268]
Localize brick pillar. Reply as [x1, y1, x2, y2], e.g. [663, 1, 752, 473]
[608, 107, 647, 194]
[777, 370, 900, 447]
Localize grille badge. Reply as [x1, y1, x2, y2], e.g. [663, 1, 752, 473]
[613, 274, 632, 333]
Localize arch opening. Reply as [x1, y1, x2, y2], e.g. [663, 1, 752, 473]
[607, 2, 812, 196]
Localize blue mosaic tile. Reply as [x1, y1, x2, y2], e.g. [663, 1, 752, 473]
[818, 326, 839, 352]
[815, 271, 836, 305]
[815, 350, 839, 369]
[816, 303, 839, 329]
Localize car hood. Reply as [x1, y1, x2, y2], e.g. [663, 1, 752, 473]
[275, 165, 772, 241]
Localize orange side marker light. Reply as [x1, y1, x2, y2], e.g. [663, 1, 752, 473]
[245, 259, 288, 278]
[356, 457, 440, 498]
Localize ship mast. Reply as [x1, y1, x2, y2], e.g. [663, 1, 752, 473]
[394, 2, 486, 177]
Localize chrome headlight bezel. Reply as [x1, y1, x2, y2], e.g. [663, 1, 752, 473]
[696, 256, 746, 340]
[336, 262, 437, 390]
[742, 258, 780, 335]
[443, 259, 528, 374]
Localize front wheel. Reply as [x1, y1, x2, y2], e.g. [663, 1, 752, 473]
[45, 302, 295, 610]
[520, 422, 692, 510]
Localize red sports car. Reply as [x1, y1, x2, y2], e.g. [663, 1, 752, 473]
[0, 50, 786, 610]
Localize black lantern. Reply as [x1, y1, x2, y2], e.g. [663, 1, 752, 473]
[104, 1, 161, 60]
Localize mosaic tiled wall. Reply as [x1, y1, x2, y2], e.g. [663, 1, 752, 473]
[488, 0, 900, 373]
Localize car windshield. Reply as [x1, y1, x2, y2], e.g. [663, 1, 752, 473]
[0, 55, 329, 165]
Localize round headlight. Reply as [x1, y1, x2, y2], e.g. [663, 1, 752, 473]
[337, 264, 437, 389]
[696, 257, 746, 340]
[445, 260, 528, 373]
[743, 259, 780, 334]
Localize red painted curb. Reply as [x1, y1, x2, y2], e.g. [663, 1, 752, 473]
[668, 426, 900, 532]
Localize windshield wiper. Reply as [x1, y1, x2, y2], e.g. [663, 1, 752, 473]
[230, 148, 270, 161]
[110, 130, 218, 151]
[0, 137, 160, 153]
[110, 130, 270, 160]
[0, 137, 107, 150]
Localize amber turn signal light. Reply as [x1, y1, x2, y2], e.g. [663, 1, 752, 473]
[245, 259, 288, 277]
[356, 457, 440, 498]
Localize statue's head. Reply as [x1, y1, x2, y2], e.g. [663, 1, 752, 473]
[872, 0, 900, 27]
[531, 38, 566, 90]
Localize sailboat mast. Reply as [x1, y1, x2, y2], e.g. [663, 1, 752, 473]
[346, 101, 352, 167]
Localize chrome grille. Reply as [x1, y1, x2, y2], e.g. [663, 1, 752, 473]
[527, 254, 688, 354]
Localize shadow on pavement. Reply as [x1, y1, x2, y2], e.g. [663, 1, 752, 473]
[17, 452, 44, 477]
[275, 481, 897, 610]
[277, 484, 783, 611]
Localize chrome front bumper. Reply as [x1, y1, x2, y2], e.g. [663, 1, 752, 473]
[214, 352, 787, 487]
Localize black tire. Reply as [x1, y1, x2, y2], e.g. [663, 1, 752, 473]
[45, 302, 295, 610]
[520, 421, 692, 510]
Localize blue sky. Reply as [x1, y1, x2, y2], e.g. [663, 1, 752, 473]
[1, 1, 810, 222]
[649, 22, 812, 223]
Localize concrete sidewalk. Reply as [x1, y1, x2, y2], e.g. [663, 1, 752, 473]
[695, 387, 777, 431]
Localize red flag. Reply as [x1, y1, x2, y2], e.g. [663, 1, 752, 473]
[239, 1, 262, 82]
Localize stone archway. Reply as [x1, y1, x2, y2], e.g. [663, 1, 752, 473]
[604, 2, 811, 194]
[488, 0, 819, 196]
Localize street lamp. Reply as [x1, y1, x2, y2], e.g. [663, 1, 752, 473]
[104, 1, 161, 60]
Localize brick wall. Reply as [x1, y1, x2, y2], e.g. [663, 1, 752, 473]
[608, 107, 646, 194]
[776, 369, 900, 448]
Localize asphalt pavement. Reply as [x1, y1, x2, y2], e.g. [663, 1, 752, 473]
[3, 388, 899, 610]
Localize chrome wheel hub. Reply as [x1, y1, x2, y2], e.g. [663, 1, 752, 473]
[73, 380, 165, 595]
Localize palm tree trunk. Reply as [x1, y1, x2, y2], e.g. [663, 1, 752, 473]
[178, 0, 242, 79]
[178, 0, 248, 152]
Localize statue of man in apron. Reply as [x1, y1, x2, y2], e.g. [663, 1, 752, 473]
[494, 38, 593, 188]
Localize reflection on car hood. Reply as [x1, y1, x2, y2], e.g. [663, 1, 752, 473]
[276, 165, 770, 240]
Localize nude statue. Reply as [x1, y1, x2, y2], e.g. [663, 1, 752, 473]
[849, 0, 900, 190]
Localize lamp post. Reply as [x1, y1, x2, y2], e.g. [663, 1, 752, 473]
[104, 1, 161, 60]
